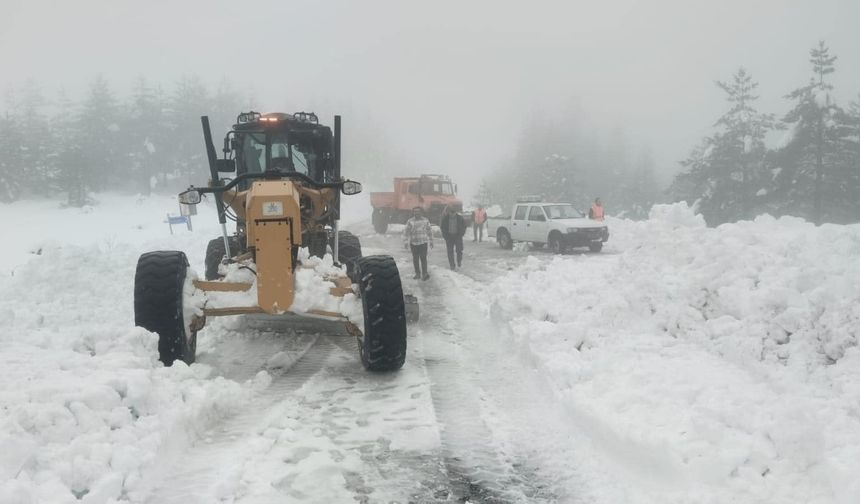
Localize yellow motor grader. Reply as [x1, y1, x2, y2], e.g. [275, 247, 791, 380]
[134, 112, 412, 372]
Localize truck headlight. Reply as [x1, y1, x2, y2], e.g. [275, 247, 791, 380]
[567, 228, 579, 233]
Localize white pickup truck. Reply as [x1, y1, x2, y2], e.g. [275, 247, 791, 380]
[487, 201, 609, 253]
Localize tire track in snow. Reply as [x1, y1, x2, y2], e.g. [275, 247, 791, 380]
[413, 274, 561, 503]
[142, 333, 327, 504]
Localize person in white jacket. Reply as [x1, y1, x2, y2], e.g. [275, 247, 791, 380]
[403, 207, 433, 280]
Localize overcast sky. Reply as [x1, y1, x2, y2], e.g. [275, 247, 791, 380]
[2, 0, 858, 194]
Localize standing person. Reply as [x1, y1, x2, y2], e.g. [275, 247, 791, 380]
[589, 197, 605, 221]
[403, 207, 433, 280]
[472, 205, 487, 242]
[440, 205, 466, 270]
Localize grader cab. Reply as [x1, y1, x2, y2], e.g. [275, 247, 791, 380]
[133, 112, 413, 372]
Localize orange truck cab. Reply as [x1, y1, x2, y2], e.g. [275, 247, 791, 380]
[371, 174, 468, 233]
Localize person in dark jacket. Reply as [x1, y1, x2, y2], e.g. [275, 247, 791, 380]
[440, 205, 466, 270]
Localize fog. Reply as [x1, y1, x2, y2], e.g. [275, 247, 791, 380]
[2, 0, 859, 197]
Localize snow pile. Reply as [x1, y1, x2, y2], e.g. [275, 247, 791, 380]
[647, 201, 706, 228]
[489, 204, 860, 503]
[290, 249, 363, 325]
[0, 244, 251, 503]
[0, 193, 365, 502]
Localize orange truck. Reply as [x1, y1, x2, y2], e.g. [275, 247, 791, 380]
[370, 174, 468, 233]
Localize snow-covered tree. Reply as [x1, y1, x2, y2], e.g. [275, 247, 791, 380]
[600, 127, 631, 210]
[0, 111, 24, 202]
[168, 75, 211, 184]
[123, 77, 167, 194]
[17, 79, 51, 194]
[51, 88, 88, 206]
[777, 41, 854, 223]
[670, 67, 774, 225]
[76, 75, 121, 197]
[846, 96, 860, 217]
[472, 181, 493, 207]
[627, 145, 660, 218]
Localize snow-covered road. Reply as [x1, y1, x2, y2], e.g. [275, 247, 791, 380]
[1, 194, 859, 503]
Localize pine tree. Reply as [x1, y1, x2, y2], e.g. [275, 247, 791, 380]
[0, 111, 24, 202]
[473, 180, 493, 206]
[18, 79, 51, 194]
[601, 127, 631, 211]
[670, 67, 774, 225]
[715, 67, 775, 218]
[779, 41, 853, 223]
[842, 95, 860, 220]
[169, 75, 211, 185]
[51, 88, 87, 206]
[628, 145, 660, 218]
[76, 75, 121, 199]
[124, 77, 166, 195]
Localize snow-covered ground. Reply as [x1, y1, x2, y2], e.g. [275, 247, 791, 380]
[1, 193, 858, 503]
[485, 203, 860, 503]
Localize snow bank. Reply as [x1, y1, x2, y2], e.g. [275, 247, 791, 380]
[0, 244, 251, 503]
[489, 203, 860, 503]
[0, 193, 364, 502]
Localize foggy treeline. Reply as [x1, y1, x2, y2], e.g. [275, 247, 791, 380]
[0, 75, 254, 206]
[1, 41, 858, 226]
[0, 74, 412, 208]
[479, 41, 860, 225]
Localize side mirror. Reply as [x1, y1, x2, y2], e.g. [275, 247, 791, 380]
[178, 189, 201, 205]
[341, 180, 363, 195]
[216, 159, 235, 173]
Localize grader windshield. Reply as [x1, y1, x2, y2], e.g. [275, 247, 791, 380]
[234, 112, 335, 183]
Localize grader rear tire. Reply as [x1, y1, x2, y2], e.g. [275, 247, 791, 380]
[307, 231, 329, 259]
[205, 236, 240, 280]
[332, 230, 362, 276]
[134, 251, 197, 366]
[354, 255, 407, 372]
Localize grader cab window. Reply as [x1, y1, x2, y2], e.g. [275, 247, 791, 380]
[242, 133, 266, 174]
[239, 130, 325, 180]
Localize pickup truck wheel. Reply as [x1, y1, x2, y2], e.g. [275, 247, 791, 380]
[548, 232, 566, 254]
[497, 229, 513, 250]
[372, 209, 388, 234]
[589, 242, 603, 252]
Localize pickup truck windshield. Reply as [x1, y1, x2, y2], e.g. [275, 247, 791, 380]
[543, 205, 583, 219]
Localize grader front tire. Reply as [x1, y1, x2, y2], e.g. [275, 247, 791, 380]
[354, 255, 407, 372]
[134, 251, 197, 366]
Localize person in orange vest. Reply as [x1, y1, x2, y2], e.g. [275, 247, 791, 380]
[589, 197, 605, 221]
[472, 204, 488, 242]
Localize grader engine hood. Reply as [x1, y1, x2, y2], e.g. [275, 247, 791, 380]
[246, 180, 302, 313]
